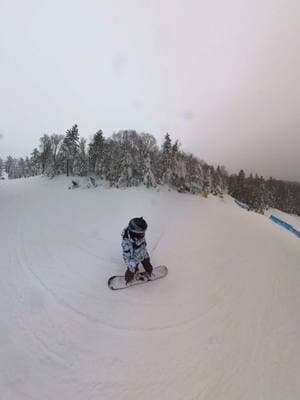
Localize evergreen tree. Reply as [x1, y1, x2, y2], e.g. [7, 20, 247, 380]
[62, 124, 80, 176]
[185, 154, 203, 194]
[138, 133, 158, 159]
[160, 133, 173, 184]
[17, 158, 26, 178]
[102, 139, 120, 185]
[49, 134, 64, 176]
[24, 157, 32, 177]
[217, 165, 228, 195]
[30, 148, 41, 176]
[210, 166, 223, 197]
[0, 157, 3, 179]
[78, 138, 88, 176]
[202, 163, 212, 194]
[293, 183, 300, 216]
[137, 133, 157, 187]
[264, 178, 274, 209]
[169, 140, 183, 188]
[245, 173, 255, 207]
[236, 169, 247, 202]
[39, 135, 52, 174]
[109, 130, 141, 187]
[229, 169, 247, 203]
[5, 156, 15, 178]
[143, 155, 157, 188]
[88, 130, 105, 176]
[171, 151, 188, 191]
[246, 175, 264, 211]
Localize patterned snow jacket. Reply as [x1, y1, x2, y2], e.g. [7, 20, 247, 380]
[121, 227, 149, 271]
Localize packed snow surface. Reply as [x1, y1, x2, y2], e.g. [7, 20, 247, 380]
[1, 176, 299, 400]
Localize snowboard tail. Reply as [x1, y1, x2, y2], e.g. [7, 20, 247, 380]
[108, 265, 168, 290]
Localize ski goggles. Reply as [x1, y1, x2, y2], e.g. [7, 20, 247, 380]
[129, 230, 145, 240]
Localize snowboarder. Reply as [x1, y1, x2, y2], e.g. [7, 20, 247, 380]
[121, 217, 153, 284]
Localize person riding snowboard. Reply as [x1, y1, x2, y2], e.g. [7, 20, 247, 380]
[121, 217, 153, 284]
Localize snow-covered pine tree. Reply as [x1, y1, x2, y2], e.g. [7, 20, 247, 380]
[62, 124, 80, 176]
[24, 157, 32, 177]
[277, 181, 296, 214]
[274, 180, 286, 211]
[30, 148, 41, 176]
[230, 169, 247, 203]
[228, 172, 268, 212]
[48, 134, 64, 177]
[88, 130, 105, 177]
[292, 183, 300, 216]
[169, 140, 182, 188]
[244, 173, 253, 205]
[0, 157, 3, 179]
[117, 149, 134, 187]
[16, 158, 26, 178]
[101, 139, 119, 185]
[143, 155, 157, 188]
[249, 175, 265, 211]
[78, 138, 88, 176]
[137, 133, 157, 188]
[258, 176, 269, 212]
[284, 185, 296, 214]
[185, 154, 203, 194]
[264, 177, 276, 210]
[110, 130, 140, 187]
[160, 133, 173, 184]
[201, 163, 212, 195]
[210, 166, 223, 197]
[5, 156, 15, 179]
[39, 135, 52, 175]
[118, 151, 134, 187]
[216, 166, 228, 196]
[170, 150, 188, 192]
[149, 146, 161, 185]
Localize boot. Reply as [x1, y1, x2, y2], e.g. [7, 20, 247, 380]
[125, 268, 135, 284]
[141, 258, 153, 276]
[125, 265, 141, 284]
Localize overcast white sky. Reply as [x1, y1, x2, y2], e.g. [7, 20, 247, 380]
[1, 0, 300, 181]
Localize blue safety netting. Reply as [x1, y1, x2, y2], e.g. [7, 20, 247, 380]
[234, 199, 250, 211]
[270, 215, 300, 238]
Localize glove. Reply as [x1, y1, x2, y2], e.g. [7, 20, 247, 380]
[128, 260, 137, 272]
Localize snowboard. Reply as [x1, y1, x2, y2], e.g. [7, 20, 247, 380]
[108, 265, 168, 290]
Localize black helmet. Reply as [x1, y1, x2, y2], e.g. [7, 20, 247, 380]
[128, 217, 148, 239]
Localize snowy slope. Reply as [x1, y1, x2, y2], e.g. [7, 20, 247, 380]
[0, 176, 299, 400]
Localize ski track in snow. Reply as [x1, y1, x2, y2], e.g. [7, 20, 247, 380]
[0, 176, 300, 400]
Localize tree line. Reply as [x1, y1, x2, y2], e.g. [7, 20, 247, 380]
[0, 125, 227, 195]
[228, 170, 300, 216]
[1, 124, 299, 216]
